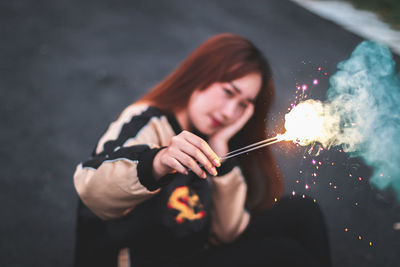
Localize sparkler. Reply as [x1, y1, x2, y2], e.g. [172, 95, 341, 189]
[220, 99, 330, 161]
[189, 137, 283, 171]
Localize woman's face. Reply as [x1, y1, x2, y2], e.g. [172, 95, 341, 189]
[187, 72, 262, 136]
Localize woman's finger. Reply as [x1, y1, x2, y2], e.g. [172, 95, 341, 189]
[165, 157, 189, 176]
[171, 150, 206, 178]
[243, 103, 254, 121]
[234, 104, 254, 132]
[181, 131, 221, 167]
[180, 145, 218, 176]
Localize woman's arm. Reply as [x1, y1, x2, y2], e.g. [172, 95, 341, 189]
[74, 105, 221, 220]
[74, 105, 176, 220]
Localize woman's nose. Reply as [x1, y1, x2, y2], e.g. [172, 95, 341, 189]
[221, 101, 239, 120]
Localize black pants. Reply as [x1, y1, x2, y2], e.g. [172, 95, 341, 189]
[75, 196, 331, 267]
[195, 196, 332, 267]
[131, 196, 331, 267]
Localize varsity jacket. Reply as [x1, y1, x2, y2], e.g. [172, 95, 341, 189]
[73, 104, 250, 263]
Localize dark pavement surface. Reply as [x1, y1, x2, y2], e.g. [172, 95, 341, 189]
[1, 0, 399, 266]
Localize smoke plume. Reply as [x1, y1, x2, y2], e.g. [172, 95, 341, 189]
[293, 41, 400, 197]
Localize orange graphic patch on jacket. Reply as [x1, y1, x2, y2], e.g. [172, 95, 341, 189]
[167, 186, 205, 224]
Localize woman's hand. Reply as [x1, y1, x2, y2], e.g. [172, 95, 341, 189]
[208, 104, 254, 157]
[152, 131, 221, 180]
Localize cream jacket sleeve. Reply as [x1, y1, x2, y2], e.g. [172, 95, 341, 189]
[73, 105, 176, 220]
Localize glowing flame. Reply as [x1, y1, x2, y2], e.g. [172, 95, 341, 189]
[277, 99, 338, 147]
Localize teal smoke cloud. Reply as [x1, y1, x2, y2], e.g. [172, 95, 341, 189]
[327, 41, 400, 197]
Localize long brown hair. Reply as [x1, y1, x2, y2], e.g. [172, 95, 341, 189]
[138, 33, 283, 213]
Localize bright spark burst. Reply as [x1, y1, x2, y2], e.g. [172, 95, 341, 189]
[277, 99, 337, 147]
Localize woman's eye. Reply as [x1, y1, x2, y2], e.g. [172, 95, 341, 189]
[223, 88, 234, 96]
[239, 102, 248, 109]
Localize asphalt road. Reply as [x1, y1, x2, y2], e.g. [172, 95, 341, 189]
[1, 0, 399, 266]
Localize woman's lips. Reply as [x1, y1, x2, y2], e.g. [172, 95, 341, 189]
[210, 117, 223, 127]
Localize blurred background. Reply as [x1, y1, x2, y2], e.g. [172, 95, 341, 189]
[1, 0, 399, 266]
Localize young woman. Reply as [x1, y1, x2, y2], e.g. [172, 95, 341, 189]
[73, 33, 331, 267]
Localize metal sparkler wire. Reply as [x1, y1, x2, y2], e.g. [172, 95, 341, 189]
[222, 136, 278, 158]
[220, 137, 282, 161]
